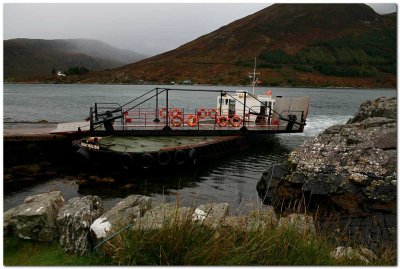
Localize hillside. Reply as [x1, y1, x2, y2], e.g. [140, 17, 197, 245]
[4, 39, 147, 80]
[19, 4, 397, 88]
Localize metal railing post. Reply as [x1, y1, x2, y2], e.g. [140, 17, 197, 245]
[219, 91, 223, 116]
[154, 88, 160, 122]
[94, 103, 98, 121]
[90, 107, 94, 131]
[243, 92, 247, 127]
[166, 89, 169, 127]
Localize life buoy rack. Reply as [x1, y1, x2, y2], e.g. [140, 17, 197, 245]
[186, 114, 199, 127]
[208, 108, 219, 119]
[159, 108, 167, 118]
[217, 116, 229, 127]
[197, 108, 207, 119]
[230, 115, 242, 127]
[170, 115, 183, 127]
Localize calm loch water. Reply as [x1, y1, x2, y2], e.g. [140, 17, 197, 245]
[3, 84, 396, 213]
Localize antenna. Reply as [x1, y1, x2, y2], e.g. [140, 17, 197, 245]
[248, 57, 260, 94]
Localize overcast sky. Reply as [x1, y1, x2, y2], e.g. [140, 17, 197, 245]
[3, 3, 397, 56]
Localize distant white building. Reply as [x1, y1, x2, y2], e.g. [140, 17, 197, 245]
[57, 71, 66, 77]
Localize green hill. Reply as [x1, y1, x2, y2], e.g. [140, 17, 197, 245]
[4, 39, 147, 80]
[14, 4, 397, 88]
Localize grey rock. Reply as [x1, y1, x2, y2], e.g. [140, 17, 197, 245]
[278, 213, 316, 235]
[222, 206, 278, 231]
[133, 202, 230, 230]
[258, 97, 396, 215]
[348, 96, 396, 123]
[4, 191, 65, 242]
[134, 203, 192, 230]
[57, 196, 104, 255]
[90, 195, 151, 241]
[256, 164, 287, 205]
[193, 203, 229, 228]
[330, 246, 377, 264]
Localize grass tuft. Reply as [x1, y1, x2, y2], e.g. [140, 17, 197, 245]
[3, 207, 396, 266]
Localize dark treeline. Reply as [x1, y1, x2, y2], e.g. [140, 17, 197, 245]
[257, 28, 396, 78]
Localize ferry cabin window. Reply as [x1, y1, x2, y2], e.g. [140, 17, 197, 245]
[225, 99, 229, 105]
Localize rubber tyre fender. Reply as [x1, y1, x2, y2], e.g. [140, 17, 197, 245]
[174, 150, 187, 166]
[140, 153, 155, 169]
[71, 140, 80, 150]
[157, 151, 171, 166]
[188, 148, 197, 166]
[119, 152, 134, 170]
[75, 148, 90, 167]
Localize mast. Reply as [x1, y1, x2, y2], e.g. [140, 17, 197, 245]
[248, 57, 260, 94]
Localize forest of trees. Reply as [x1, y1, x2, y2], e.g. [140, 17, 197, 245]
[258, 28, 396, 78]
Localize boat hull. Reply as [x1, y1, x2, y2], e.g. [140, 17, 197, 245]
[73, 135, 249, 172]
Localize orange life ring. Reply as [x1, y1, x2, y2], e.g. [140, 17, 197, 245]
[170, 108, 182, 117]
[170, 115, 183, 127]
[186, 114, 199, 127]
[197, 108, 207, 119]
[159, 108, 167, 118]
[266, 90, 272, 96]
[230, 115, 242, 127]
[208, 108, 219, 119]
[217, 116, 229, 127]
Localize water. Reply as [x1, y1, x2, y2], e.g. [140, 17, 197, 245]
[3, 84, 396, 213]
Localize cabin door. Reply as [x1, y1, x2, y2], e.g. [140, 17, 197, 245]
[228, 99, 236, 117]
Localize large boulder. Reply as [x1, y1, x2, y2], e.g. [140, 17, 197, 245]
[134, 203, 193, 230]
[90, 195, 151, 243]
[133, 202, 229, 230]
[257, 97, 396, 245]
[57, 196, 104, 255]
[258, 97, 396, 215]
[4, 191, 65, 242]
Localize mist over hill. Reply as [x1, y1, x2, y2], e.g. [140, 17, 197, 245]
[4, 38, 147, 79]
[9, 4, 396, 88]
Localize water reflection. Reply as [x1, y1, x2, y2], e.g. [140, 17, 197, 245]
[4, 135, 290, 212]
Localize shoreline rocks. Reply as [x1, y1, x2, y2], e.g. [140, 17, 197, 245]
[4, 191, 387, 263]
[4, 192, 317, 256]
[257, 96, 397, 244]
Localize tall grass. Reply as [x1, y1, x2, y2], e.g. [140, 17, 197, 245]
[4, 214, 396, 266]
[99, 210, 384, 266]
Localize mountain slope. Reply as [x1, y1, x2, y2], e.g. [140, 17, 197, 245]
[4, 39, 147, 79]
[21, 4, 397, 87]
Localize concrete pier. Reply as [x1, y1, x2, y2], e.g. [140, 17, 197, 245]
[4, 122, 64, 141]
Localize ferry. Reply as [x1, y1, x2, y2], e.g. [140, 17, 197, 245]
[51, 60, 310, 171]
